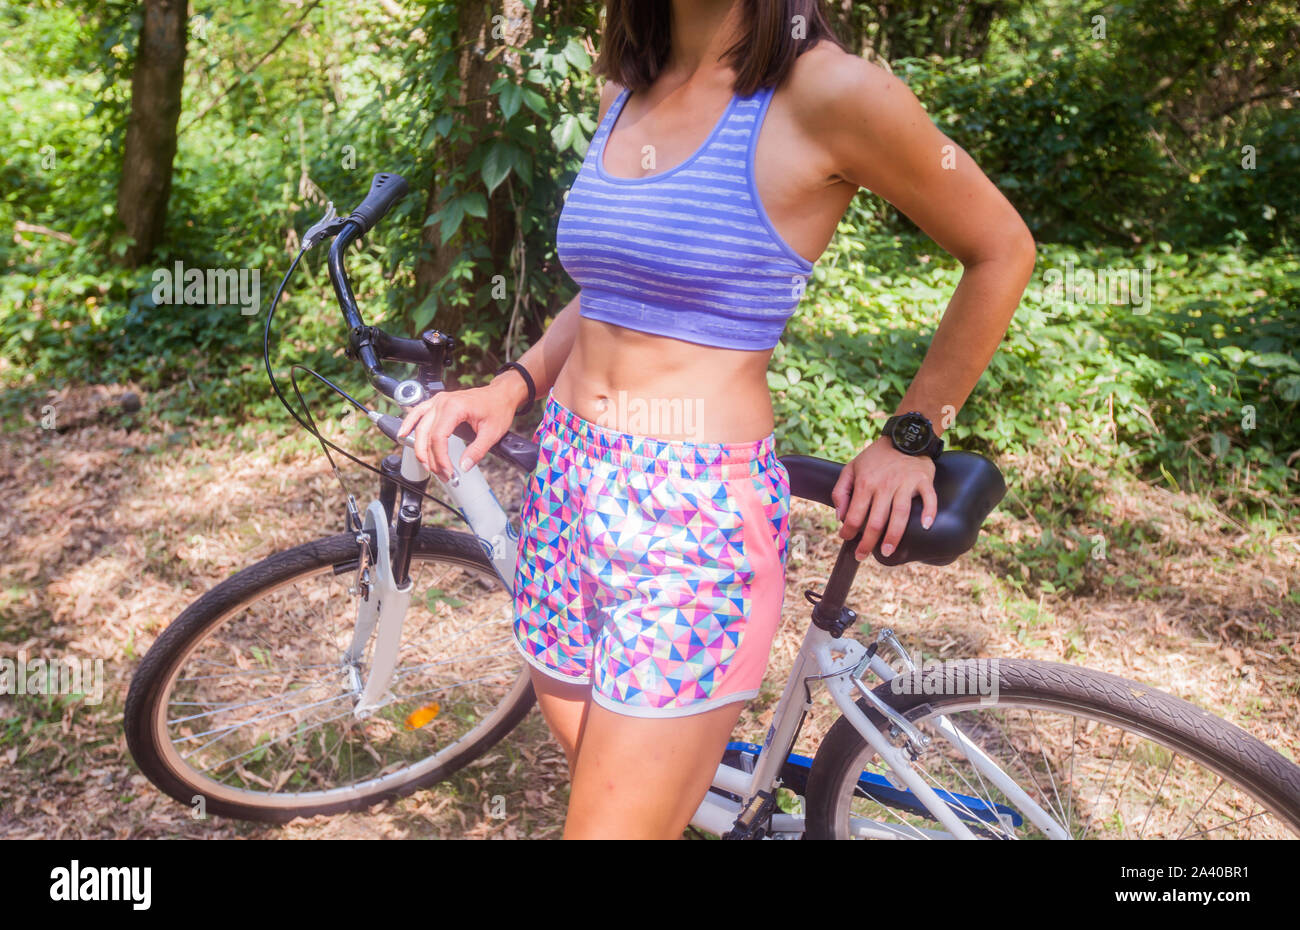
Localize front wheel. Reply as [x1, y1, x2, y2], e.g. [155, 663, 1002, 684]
[803, 658, 1300, 839]
[125, 527, 533, 823]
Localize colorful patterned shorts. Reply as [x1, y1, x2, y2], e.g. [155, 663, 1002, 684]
[512, 392, 791, 718]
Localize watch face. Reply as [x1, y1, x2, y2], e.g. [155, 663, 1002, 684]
[893, 414, 931, 453]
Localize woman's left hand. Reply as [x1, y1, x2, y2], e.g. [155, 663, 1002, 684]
[831, 438, 938, 561]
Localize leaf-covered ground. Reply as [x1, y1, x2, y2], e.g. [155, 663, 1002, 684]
[0, 385, 1295, 839]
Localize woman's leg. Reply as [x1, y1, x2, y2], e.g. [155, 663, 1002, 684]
[527, 666, 592, 772]
[515, 396, 790, 838]
[562, 700, 744, 840]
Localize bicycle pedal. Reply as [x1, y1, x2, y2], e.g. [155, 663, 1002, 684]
[722, 789, 778, 840]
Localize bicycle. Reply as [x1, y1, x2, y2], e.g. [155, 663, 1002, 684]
[125, 174, 1300, 838]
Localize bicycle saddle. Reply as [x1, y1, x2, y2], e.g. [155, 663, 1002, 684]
[483, 431, 1005, 567]
[780, 451, 1007, 566]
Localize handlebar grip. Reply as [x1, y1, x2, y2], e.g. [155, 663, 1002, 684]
[346, 172, 409, 236]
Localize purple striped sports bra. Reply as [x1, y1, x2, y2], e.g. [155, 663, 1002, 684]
[556, 84, 814, 352]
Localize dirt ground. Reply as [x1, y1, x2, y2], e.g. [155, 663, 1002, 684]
[0, 384, 1296, 839]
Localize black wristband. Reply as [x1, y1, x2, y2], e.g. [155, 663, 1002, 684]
[494, 361, 536, 415]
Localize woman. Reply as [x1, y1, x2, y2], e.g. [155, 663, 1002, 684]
[400, 0, 1035, 839]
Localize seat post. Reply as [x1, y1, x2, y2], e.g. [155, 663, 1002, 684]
[809, 530, 865, 637]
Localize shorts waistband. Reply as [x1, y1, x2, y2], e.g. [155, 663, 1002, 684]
[541, 390, 778, 479]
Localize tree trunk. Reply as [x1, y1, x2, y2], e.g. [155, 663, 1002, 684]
[116, 0, 187, 267]
[413, 0, 530, 336]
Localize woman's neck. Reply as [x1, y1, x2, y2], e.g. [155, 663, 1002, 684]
[666, 0, 742, 80]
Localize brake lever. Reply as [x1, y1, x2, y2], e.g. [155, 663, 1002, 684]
[303, 202, 346, 251]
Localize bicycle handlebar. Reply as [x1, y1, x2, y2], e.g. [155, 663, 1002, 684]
[346, 172, 410, 238]
[319, 172, 542, 475]
[326, 173, 420, 399]
[327, 222, 400, 397]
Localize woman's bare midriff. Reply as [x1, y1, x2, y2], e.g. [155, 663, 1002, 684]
[551, 315, 777, 444]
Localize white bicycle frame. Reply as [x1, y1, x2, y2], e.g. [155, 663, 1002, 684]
[350, 440, 1069, 839]
[687, 621, 1069, 839]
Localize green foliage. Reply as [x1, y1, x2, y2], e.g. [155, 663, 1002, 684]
[0, 1, 407, 423]
[1, 0, 1296, 593]
[778, 233, 1298, 495]
[374, 3, 601, 346]
[894, 51, 1298, 249]
[774, 231, 1298, 594]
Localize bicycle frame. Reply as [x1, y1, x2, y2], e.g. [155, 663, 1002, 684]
[347, 437, 518, 718]
[687, 619, 1069, 839]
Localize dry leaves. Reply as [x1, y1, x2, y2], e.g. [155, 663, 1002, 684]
[0, 387, 1296, 838]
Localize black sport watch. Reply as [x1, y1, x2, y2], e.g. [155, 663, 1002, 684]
[882, 411, 944, 460]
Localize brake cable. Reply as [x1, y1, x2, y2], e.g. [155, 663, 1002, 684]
[260, 243, 461, 528]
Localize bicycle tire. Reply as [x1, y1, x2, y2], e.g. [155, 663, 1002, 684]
[124, 526, 535, 823]
[803, 658, 1300, 839]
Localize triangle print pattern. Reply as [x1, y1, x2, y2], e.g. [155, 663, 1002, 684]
[512, 394, 792, 714]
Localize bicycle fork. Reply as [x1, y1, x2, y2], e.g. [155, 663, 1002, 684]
[344, 443, 429, 718]
[343, 424, 519, 720]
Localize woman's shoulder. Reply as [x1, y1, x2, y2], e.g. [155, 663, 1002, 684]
[782, 41, 909, 127]
[596, 79, 627, 122]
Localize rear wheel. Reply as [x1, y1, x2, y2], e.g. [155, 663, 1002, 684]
[125, 527, 533, 823]
[804, 659, 1300, 839]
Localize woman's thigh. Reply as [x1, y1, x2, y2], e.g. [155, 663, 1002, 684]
[562, 699, 744, 840]
[527, 666, 592, 772]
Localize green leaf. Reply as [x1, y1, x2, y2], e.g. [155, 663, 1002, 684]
[551, 114, 579, 152]
[438, 198, 466, 245]
[522, 88, 549, 117]
[1277, 376, 1300, 403]
[497, 82, 523, 120]
[512, 150, 533, 186]
[411, 294, 439, 332]
[563, 37, 592, 70]
[546, 50, 569, 78]
[460, 192, 488, 218]
[482, 142, 513, 193]
[429, 53, 452, 85]
[1251, 352, 1300, 372]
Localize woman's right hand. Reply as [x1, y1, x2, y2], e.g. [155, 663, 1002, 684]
[396, 374, 528, 482]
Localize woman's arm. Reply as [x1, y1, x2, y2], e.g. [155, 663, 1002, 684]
[398, 291, 581, 481]
[794, 51, 1037, 559]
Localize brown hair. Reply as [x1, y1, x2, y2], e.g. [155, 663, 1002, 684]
[594, 0, 846, 96]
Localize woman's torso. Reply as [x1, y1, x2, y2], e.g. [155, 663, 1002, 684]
[553, 56, 856, 443]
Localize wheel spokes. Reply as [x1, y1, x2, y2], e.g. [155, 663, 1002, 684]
[157, 552, 525, 803]
[841, 702, 1294, 840]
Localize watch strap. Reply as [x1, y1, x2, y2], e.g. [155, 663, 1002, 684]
[494, 361, 536, 416]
